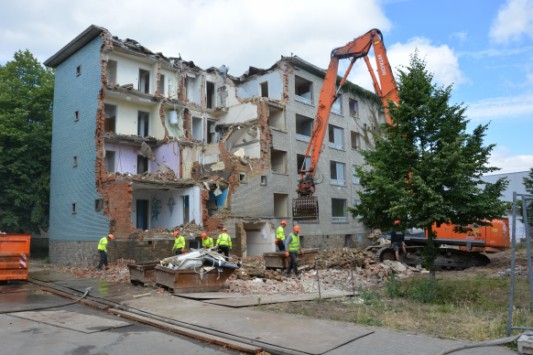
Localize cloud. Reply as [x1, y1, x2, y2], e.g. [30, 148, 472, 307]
[490, 0, 533, 44]
[348, 37, 464, 93]
[466, 93, 533, 121]
[0, 0, 391, 75]
[489, 147, 533, 174]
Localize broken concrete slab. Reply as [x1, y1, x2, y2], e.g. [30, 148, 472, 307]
[200, 290, 354, 307]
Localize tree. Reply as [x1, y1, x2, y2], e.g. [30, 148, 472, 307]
[0, 50, 54, 233]
[524, 168, 533, 194]
[349, 53, 508, 275]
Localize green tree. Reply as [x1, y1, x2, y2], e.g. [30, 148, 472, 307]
[0, 50, 54, 233]
[524, 168, 533, 194]
[350, 53, 508, 276]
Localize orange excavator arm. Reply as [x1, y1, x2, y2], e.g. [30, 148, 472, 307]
[294, 29, 399, 220]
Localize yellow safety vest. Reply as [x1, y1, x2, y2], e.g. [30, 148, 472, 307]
[216, 233, 232, 247]
[202, 237, 214, 248]
[173, 236, 185, 250]
[288, 233, 300, 252]
[276, 226, 285, 241]
[98, 237, 108, 252]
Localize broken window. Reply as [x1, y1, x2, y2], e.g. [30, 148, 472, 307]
[192, 116, 203, 141]
[274, 193, 288, 218]
[137, 155, 148, 174]
[104, 151, 115, 173]
[268, 109, 285, 130]
[182, 195, 190, 224]
[71, 202, 77, 214]
[207, 120, 216, 143]
[136, 199, 149, 230]
[271, 149, 287, 174]
[138, 111, 149, 137]
[74, 110, 79, 122]
[260, 81, 269, 97]
[72, 156, 78, 168]
[206, 81, 215, 109]
[296, 154, 311, 174]
[332, 95, 342, 115]
[76, 65, 81, 77]
[159, 74, 165, 96]
[104, 104, 116, 133]
[351, 131, 361, 150]
[95, 199, 104, 212]
[261, 176, 267, 186]
[138, 69, 150, 94]
[332, 198, 347, 223]
[330, 161, 346, 186]
[328, 125, 344, 150]
[239, 173, 248, 183]
[349, 98, 359, 117]
[295, 114, 313, 141]
[107, 60, 117, 85]
[294, 76, 313, 105]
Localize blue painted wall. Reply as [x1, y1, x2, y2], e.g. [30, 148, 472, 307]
[49, 36, 110, 242]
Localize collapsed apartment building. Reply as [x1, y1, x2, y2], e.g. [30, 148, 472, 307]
[44, 25, 386, 266]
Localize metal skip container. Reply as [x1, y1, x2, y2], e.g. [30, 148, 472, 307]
[0, 234, 31, 281]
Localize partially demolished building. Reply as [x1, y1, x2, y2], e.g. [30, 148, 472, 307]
[44, 25, 385, 265]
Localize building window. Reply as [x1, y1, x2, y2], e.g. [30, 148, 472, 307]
[107, 60, 117, 85]
[95, 199, 104, 212]
[328, 125, 344, 150]
[268, 109, 285, 130]
[138, 69, 150, 94]
[330, 161, 346, 186]
[296, 154, 311, 174]
[332, 198, 348, 223]
[332, 95, 342, 115]
[72, 156, 78, 167]
[294, 76, 313, 105]
[352, 165, 360, 184]
[104, 104, 116, 133]
[351, 131, 361, 150]
[74, 110, 80, 122]
[192, 116, 203, 141]
[239, 173, 247, 183]
[207, 120, 216, 143]
[349, 98, 359, 117]
[76, 65, 81, 77]
[104, 151, 115, 173]
[71, 202, 77, 214]
[261, 176, 267, 186]
[260, 81, 269, 97]
[159, 74, 166, 96]
[271, 149, 287, 174]
[274, 193, 289, 217]
[295, 114, 314, 142]
[206, 81, 215, 109]
[138, 111, 149, 137]
[137, 155, 149, 174]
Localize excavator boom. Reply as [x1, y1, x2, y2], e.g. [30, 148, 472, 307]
[293, 29, 398, 220]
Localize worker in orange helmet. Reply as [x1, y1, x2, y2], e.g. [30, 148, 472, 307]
[391, 220, 407, 261]
[275, 220, 287, 252]
[201, 232, 214, 249]
[97, 233, 114, 271]
[172, 228, 186, 255]
[216, 226, 232, 258]
[284, 225, 303, 279]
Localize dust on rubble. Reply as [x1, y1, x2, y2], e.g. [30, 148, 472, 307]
[30, 248, 428, 295]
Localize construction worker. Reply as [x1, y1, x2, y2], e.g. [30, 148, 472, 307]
[97, 233, 114, 271]
[284, 225, 303, 279]
[172, 229, 186, 255]
[275, 220, 287, 252]
[391, 220, 407, 261]
[201, 232, 214, 249]
[216, 227, 232, 258]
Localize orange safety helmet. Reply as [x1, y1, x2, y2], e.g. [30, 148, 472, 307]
[201, 232, 207, 238]
[173, 230, 179, 237]
[222, 227, 227, 232]
[108, 233, 114, 240]
[393, 220, 400, 226]
[293, 225, 301, 233]
[281, 220, 287, 226]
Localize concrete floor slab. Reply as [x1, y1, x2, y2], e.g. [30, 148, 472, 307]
[0, 287, 68, 313]
[52, 278, 154, 303]
[11, 309, 131, 333]
[201, 290, 353, 307]
[175, 292, 241, 300]
[123, 293, 373, 355]
[30, 270, 82, 283]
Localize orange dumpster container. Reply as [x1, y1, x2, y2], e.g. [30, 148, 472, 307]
[0, 234, 31, 281]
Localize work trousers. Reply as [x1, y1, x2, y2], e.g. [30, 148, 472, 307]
[175, 248, 183, 256]
[286, 251, 299, 276]
[218, 245, 230, 258]
[276, 239, 286, 252]
[97, 250, 108, 270]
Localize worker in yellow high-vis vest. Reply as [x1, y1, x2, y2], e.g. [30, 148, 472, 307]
[275, 220, 287, 252]
[201, 232, 214, 249]
[97, 233, 114, 271]
[172, 229, 186, 255]
[284, 225, 302, 279]
[216, 227, 232, 258]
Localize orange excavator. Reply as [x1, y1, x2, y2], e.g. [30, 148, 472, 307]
[293, 28, 398, 220]
[292, 29, 509, 268]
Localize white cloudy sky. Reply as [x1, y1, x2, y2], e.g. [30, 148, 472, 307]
[1, 0, 533, 174]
